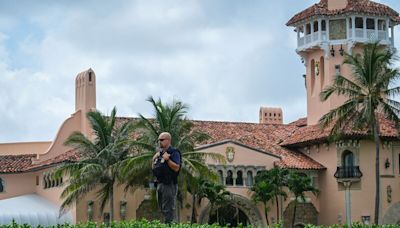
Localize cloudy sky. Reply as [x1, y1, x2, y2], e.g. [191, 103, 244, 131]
[0, 0, 399, 142]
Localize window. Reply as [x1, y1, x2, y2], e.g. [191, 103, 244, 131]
[366, 18, 375, 29]
[0, 178, 4, 193]
[88, 72, 92, 82]
[246, 171, 253, 186]
[313, 21, 319, 32]
[226, 171, 233, 186]
[43, 173, 63, 189]
[236, 171, 243, 186]
[306, 23, 311, 35]
[355, 17, 364, 29]
[342, 150, 354, 167]
[36, 176, 39, 186]
[378, 20, 386, 31]
[398, 154, 400, 174]
[321, 20, 326, 31]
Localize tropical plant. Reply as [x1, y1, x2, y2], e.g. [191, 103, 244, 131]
[54, 107, 134, 221]
[250, 170, 274, 226]
[319, 42, 400, 224]
[287, 172, 318, 228]
[196, 179, 231, 224]
[120, 97, 226, 220]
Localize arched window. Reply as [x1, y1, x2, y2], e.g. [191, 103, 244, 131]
[226, 170, 233, 186]
[342, 150, 354, 167]
[236, 171, 243, 186]
[0, 178, 4, 193]
[218, 170, 224, 184]
[310, 59, 315, 95]
[320, 56, 325, 89]
[246, 171, 253, 186]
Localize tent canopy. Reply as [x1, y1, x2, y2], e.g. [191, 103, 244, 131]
[0, 194, 72, 226]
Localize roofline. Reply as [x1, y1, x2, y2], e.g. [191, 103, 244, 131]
[281, 135, 400, 147]
[195, 139, 281, 159]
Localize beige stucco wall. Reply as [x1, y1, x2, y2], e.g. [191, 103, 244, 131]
[0, 173, 36, 200]
[0, 141, 51, 155]
[304, 140, 400, 225]
[306, 45, 364, 125]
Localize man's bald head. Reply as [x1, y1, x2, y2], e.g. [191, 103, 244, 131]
[158, 132, 172, 149]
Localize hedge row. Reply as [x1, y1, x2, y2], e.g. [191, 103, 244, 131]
[1, 220, 400, 228]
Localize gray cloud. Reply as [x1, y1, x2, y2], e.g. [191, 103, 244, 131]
[0, 0, 399, 142]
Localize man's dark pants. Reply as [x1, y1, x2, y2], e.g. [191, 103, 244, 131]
[157, 183, 178, 223]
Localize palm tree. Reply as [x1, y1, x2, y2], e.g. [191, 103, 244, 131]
[250, 170, 275, 227]
[319, 42, 400, 224]
[120, 97, 225, 219]
[286, 172, 318, 228]
[54, 107, 134, 222]
[266, 167, 288, 222]
[196, 179, 231, 224]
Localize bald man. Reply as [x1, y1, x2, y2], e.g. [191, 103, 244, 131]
[152, 132, 181, 223]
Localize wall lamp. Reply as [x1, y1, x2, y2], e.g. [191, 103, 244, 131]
[385, 158, 390, 169]
[330, 45, 335, 57]
[339, 45, 345, 56]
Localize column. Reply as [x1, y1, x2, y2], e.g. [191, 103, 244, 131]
[346, 17, 350, 40]
[311, 21, 314, 42]
[352, 16, 356, 39]
[318, 19, 322, 41]
[326, 20, 330, 41]
[391, 25, 395, 45]
[386, 18, 390, 41]
[344, 181, 352, 227]
[374, 18, 378, 41]
[363, 17, 367, 39]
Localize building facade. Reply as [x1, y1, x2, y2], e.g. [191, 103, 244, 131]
[1, 0, 400, 226]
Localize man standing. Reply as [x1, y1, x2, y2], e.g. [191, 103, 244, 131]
[152, 132, 181, 223]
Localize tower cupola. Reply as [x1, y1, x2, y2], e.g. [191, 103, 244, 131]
[287, 0, 400, 125]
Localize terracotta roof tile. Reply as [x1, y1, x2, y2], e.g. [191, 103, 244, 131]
[287, 0, 400, 26]
[0, 150, 80, 173]
[0, 154, 36, 173]
[281, 114, 400, 147]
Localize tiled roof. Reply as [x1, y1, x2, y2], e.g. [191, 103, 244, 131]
[0, 154, 36, 173]
[281, 114, 399, 147]
[287, 0, 400, 26]
[191, 120, 325, 170]
[0, 150, 80, 173]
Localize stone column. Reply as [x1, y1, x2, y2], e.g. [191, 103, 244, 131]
[363, 17, 367, 39]
[374, 18, 378, 41]
[326, 20, 330, 41]
[318, 19, 322, 41]
[352, 16, 356, 39]
[386, 18, 390, 41]
[343, 181, 352, 227]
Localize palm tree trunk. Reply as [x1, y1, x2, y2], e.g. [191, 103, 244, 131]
[275, 196, 279, 222]
[109, 185, 114, 223]
[264, 202, 270, 227]
[373, 122, 381, 224]
[292, 199, 297, 228]
[191, 194, 197, 224]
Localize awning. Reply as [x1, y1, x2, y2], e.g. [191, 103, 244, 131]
[0, 194, 73, 226]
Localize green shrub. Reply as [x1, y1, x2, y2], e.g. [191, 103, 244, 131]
[1, 219, 400, 228]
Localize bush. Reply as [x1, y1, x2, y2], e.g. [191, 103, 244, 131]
[1, 220, 400, 228]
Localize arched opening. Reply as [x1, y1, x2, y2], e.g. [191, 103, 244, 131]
[246, 171, 253, 186]
[226, 170, 233, 186]
[209, 205, 250, 226]
[0, 178, 4, 192]
[295, 223, 306, 228]
[310, 59, 315, 95]
[283, 201, 318, 227]
[218, 170, 224, 184]
[236, 171, 243, 186]
[320, 56, 325, 89]
[342, 150, 354, 168]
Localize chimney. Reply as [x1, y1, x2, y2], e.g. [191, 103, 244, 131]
[327, 0, 348, 11]
[75, 68, 96, 137]
[259, 107, 283, 124]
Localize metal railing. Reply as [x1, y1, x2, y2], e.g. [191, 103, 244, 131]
[334, 166, 363, 179]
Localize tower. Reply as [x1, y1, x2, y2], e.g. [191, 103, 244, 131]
[287, 0, 399, 125]
[75, 68, 96, 136]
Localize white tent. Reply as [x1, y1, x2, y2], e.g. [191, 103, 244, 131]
[0, 194, 73, 227]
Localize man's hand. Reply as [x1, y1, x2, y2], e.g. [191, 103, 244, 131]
[162, 152, 170, 161]
[153, 152, 160, 161]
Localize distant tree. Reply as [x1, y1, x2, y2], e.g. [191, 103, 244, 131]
[287, 172, 318, 228]
[54, 107, 134, 221]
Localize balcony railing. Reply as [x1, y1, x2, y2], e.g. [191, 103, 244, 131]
[334, 166, 363, 179]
